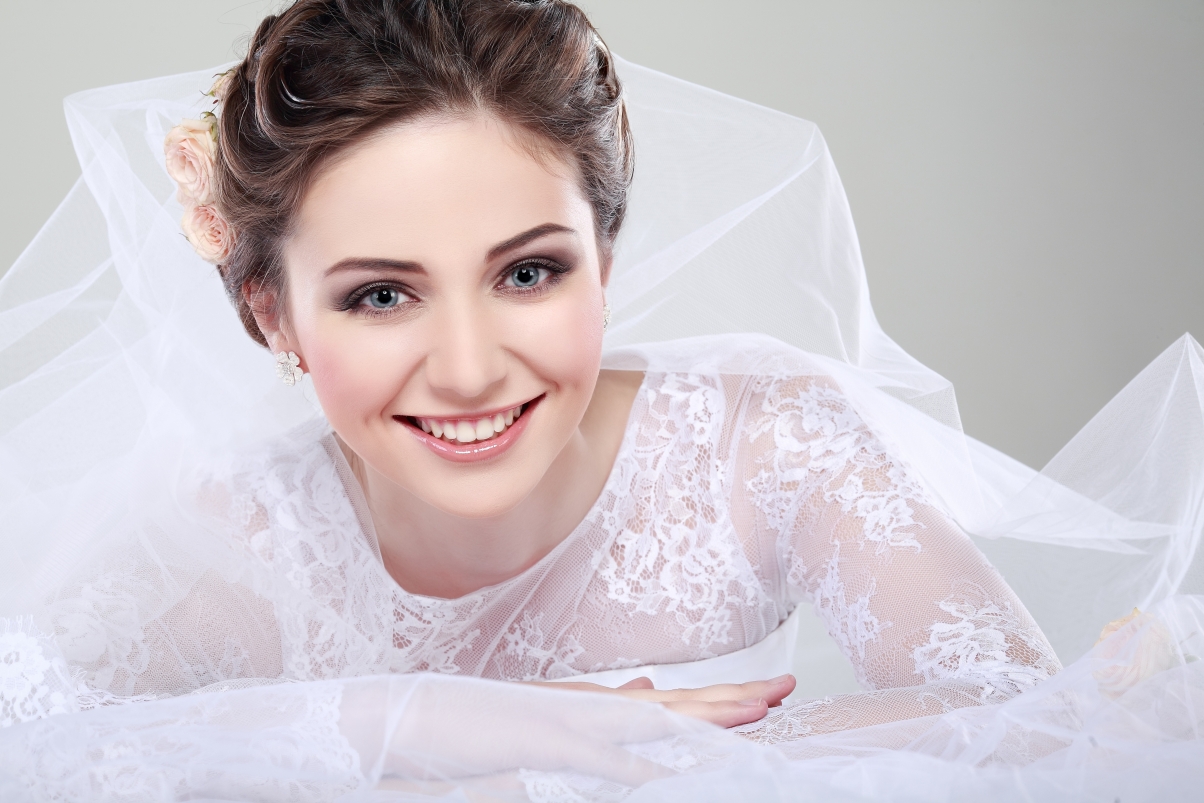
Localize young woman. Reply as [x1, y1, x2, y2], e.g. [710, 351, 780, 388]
[1, 1, 1200, 799]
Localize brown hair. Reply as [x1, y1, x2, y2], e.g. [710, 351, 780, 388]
[214, 0, 631, 346]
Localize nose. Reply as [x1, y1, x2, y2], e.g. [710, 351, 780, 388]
[423, 299, 507, 402]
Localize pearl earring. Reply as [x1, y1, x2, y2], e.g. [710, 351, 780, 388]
[602, 303, 611, 332]
[275, 351, 303, 386]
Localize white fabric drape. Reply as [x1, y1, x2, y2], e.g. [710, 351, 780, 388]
[0, 58, 1201, 801]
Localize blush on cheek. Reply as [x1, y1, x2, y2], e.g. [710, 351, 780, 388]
[527, 296, 604, 390]
[303, 338, 403, 432]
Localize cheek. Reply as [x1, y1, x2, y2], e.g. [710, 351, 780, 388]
[520, 289, 604, 396]
[300, 317, 414, 425]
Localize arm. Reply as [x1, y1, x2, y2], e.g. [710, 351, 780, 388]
[737, 374, 1061, 741]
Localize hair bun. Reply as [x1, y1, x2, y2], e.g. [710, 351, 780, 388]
[210, 0, 631, 348]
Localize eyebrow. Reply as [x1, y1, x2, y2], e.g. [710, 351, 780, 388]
[322, 223, 576, 277]
[487, 223, 576, 261]
[323, 257, 423, 277]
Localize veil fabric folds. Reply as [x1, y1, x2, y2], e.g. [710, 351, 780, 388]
[0, 58, 1202, 800]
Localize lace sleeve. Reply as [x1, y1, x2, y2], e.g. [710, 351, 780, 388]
[738, 375, 1062, 739]
[0, 618, 100, 728]
[2, 612, 170, 739]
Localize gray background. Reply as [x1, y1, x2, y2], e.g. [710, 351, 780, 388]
[3, 1, 1201, 469]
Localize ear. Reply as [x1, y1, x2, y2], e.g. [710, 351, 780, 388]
[599, 246, 613, 289]
[244, 281, 303, 364]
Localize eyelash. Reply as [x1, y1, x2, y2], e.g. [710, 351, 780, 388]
[339, 258, 571, 318]
[495, 258, 570, 296]
[340, 281, 415, 317]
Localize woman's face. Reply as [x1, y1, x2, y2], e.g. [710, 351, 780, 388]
[272, 114, 607, 519]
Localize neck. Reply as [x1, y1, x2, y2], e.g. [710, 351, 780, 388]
[341, 369, 642, 599]
[360, 432, 596, 597]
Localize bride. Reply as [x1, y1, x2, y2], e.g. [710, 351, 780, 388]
[1, 0, 1201, 800]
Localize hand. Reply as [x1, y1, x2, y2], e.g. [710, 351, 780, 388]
[532, 673, 797, 729]
[365, 673, 797, 788]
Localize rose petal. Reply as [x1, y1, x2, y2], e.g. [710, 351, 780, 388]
[181, 204, 233, 265]
[164, 119, 218, 206]
[1096, 608, 1142, 645]
[1092, 609, 1179, 699]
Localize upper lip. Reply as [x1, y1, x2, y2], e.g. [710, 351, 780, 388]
[397, 394, 541, 421]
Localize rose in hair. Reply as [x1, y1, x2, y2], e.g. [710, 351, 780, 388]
[181, 204, 233, 265]
[1092, 608, 1178, 699]
[164, 118, 218, 206]
[207, 0, 630, 349]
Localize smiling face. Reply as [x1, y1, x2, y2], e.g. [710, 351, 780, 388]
[263, 114, 607, 519]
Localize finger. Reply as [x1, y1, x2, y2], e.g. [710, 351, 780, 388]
[662, 698, 769, 728]
[618, 674, 796, 705]
[763, 673, 796, 705]
[617, 676, 655, 690]
[701, 675, 793, 705]
[695, 675, 794, 705]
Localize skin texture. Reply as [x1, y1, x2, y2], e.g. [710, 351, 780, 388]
[249, 112, 793, 728]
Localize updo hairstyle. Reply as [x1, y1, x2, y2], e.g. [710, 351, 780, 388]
[214, 0, 632, 346]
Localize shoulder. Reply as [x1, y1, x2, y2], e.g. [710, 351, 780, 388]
[192, 420, 355, 553]
[739, 370, 877, 476]
[603, 336, 860, 448]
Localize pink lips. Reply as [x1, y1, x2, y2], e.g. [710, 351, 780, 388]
[399, 396, 540, 463]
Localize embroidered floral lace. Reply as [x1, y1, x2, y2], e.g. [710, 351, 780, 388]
[2, 364, 1060, 764]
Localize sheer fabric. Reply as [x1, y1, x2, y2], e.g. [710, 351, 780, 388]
[25, 357, 1059, 707]
[0, 58, 1201, 800]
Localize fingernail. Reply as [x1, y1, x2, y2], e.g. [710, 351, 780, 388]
[739, 698, 766, 706]
[770, 674, 792, 683]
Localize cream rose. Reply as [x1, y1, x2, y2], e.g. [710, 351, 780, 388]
[181, 204, 233, 265]
[1092, 607, 1179, 699]
[164, 118, 218, 206]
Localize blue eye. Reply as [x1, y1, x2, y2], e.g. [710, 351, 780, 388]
[508, 264, 544, 288]
[362, 287, 402, 309]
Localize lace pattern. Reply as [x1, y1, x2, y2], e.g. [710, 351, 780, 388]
[227, 367, 1056, 742]
[743, 373, 1059, 707]
[0, 679, 362, 802]
[590, 373, 770, 660]
[220, 371, 785, 683]
[914, 581, 1058, 700]
[0, 618, 84, 727]
[3, 356, 1061, 766]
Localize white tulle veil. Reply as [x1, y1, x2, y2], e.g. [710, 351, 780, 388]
[1, 56, 1203, 800]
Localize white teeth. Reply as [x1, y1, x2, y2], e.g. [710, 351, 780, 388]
[415, 402, 532, 445]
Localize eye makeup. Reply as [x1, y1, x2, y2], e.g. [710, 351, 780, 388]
[337, 281, 418, 317]
[494, 257, 571, 297]
[331, 253, 575, 318]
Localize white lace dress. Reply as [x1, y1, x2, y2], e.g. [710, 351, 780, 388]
[2, 360, 1059, 753]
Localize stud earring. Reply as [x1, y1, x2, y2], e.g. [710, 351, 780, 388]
[275, 351, 304, 386]
[602, 303, 611, 332]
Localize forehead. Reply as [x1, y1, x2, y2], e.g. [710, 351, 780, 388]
[290, 114, 592, 263]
